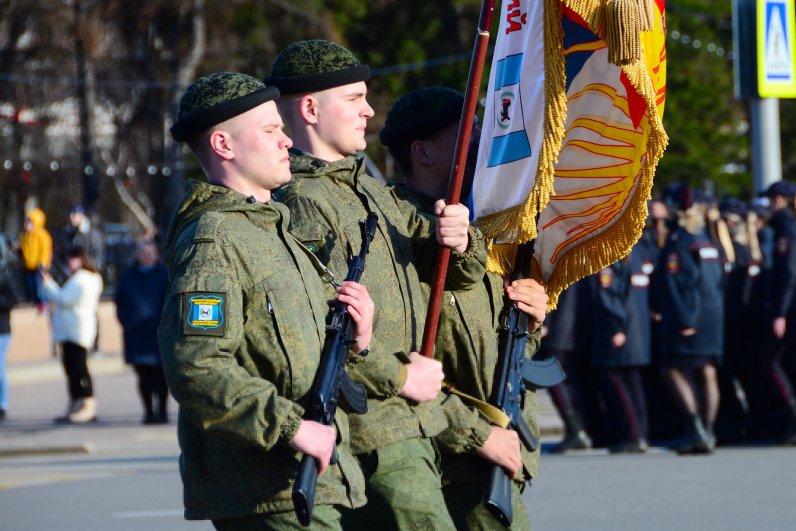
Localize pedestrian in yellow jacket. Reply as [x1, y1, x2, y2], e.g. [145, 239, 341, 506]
[19, 207, 53, 307]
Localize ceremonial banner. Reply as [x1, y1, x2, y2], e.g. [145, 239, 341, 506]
[473, 0, 668, 307]
[472, 0, 567, 263]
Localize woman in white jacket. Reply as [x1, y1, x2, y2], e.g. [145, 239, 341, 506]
[42, 246, 103, 423]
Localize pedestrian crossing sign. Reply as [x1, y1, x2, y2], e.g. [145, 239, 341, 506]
[757, 0, 796, 97]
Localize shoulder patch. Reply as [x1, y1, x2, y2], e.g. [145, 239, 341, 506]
[183, 292, 226, 337]
[666, 253, 680, 274]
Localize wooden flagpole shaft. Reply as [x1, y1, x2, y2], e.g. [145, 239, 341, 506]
[420, 0, 498, 358]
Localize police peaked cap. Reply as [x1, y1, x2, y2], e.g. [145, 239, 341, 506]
[718, 197, 747, 218]
[380, 87, 465, 147]
[170, 72, 280, 142]
[764, 180, 796, 199]
[662, 183, 712, 211]
[265, 40, 371, 95]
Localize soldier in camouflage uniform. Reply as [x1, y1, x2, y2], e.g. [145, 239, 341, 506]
[381, 87, 546, 530]
[158, 72, 373, 530]
[266, 41, 487, 530]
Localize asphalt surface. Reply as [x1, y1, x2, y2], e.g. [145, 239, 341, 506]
[2, 355, 795, 530]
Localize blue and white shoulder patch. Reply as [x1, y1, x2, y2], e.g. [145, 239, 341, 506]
[183, 292, 226, 337]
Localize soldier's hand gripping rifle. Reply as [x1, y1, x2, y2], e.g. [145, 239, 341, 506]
[483, 241, 566, 527]
[292, 213, 378, 527]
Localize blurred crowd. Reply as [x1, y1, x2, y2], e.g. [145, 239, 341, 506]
[0, 205, 168, 425]
[544, 180, 796, 455]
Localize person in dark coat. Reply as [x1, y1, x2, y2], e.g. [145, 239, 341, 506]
[757, 181, 796, 445]
[542, 280, 593, 452]
[643, 200, 685, 443]
[714, 199, 761, 442]
[114, 239, 170, 424]
[589, 243, 652, 453]
[658, 184, 725, 454]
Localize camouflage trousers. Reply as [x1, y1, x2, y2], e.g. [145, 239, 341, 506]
[340, 437, 456, 531]
[443, 480, 532, 531]
[211, 505, 341, 530]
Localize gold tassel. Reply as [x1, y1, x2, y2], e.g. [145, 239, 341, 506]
[638, 0, 655, 32]
[605, 0, 643, 65]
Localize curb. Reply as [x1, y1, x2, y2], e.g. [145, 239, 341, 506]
[0, 444, 95, 458]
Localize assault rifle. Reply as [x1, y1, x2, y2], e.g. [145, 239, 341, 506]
[483, 241, 566, 527]
[293, 213, 378, 527]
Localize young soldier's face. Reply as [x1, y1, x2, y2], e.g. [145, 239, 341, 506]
[231, 101, 293, 190]
[314, 82, 374, 159]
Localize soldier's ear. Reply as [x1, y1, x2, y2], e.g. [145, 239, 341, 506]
[209, 130, 235, 161]
[298, 94, 320, 125]
[410, 140, 433, 166]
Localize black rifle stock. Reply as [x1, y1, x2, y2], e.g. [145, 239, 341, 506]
[483, 242, 566, 527]
[292, 213, 378, 527]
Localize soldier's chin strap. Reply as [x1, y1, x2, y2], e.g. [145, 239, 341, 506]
[442, 381, 510, 428]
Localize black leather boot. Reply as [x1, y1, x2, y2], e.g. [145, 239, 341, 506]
[676, 415, 711, 455]
[550, 412, 592, 453]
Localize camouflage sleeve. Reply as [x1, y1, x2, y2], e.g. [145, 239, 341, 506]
[527, 327, 542, 357]
[158, 241, 303, 451]
[282, 194, 409, 399]
[435, 392, 492, 455]
[391, 191, 487, 292]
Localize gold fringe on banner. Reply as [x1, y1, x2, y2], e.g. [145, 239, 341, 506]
[564, 0, 606, 34]
[540, 52, 668, 309]
[477, 0, 569, 277]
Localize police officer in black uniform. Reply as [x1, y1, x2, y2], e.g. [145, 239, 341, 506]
[758, 181, 796, 445]
[659, 184, 725, 454]
[543, 280, 593, 452]
[589, 242, 652, 453]
[714, 198, 759, 442]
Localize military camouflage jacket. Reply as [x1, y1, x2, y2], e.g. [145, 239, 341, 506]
[392, 184, 542, 484]
[275, 150, 487, 454]
[158, 180, 365, 520]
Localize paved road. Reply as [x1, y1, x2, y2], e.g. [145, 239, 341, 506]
[2, 357, 795, 530]
[526, 444, 796, 531]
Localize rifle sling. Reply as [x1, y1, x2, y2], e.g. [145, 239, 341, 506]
[442, 381, 510, 428]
